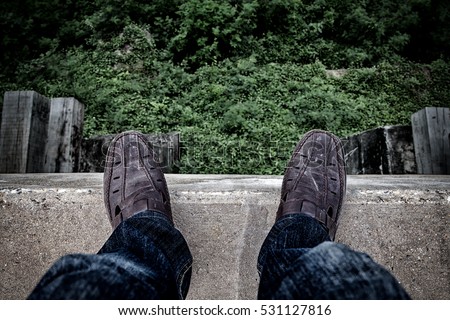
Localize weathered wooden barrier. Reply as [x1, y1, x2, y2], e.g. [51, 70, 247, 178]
[343, 125, 417, 174]
[79, 133, 180, 173]
[412, 107, 450, 174]
[0, 91, 180, 173]
[0, 91, 84, 173]
[0, 91, 448, 174]
[342, 108, 450, 175]
[44, 97, 84, 173]
[0, 91, 51, 173]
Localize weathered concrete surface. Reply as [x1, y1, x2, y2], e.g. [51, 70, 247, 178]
[0, 174, 448, 300]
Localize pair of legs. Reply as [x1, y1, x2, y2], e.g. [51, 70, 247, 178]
[28, 131, 410, 299]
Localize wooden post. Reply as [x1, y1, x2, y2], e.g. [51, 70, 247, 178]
[0, 91, 50, 173]
[412, 107, 450, 174]
[150, 132, 180, 173]
[0, 97, 3, 131]
[44, 97, 84, 173]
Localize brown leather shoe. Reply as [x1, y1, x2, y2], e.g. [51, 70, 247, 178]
[103, 131, 172, 229]
[276, 130, 346, 240]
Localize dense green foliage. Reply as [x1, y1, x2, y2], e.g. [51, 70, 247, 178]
[1, 0, 449, 173]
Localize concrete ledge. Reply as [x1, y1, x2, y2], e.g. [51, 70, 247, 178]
[0, 174, 449, 299]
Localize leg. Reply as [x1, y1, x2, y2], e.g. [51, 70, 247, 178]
[257, 214, 410, 299]
[29, 131, 192, 299]
[257, 130, 410, 299]
[29, 210, 192, 299]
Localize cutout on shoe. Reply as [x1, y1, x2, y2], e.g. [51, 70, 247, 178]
[327, 206, 333, 217]
[115, 205, 121, 217]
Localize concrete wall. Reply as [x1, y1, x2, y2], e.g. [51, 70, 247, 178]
[0, 174, 448, 300]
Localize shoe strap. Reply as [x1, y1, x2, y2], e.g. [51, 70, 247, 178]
[111, 187, 171, 227]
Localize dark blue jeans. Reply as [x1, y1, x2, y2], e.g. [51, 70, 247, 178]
[28, 211, 192, 299]
[257, 214, 410, 299]
[28, 211, 410, 299]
